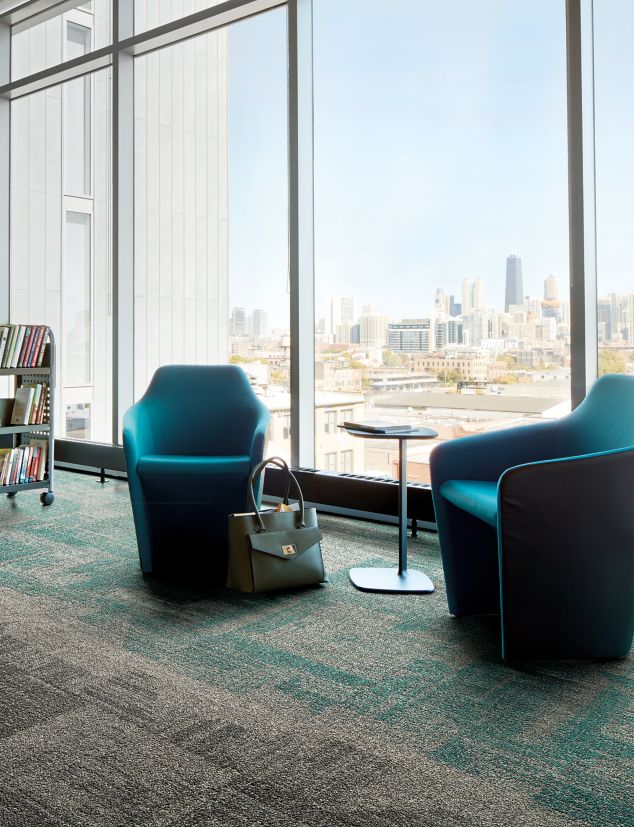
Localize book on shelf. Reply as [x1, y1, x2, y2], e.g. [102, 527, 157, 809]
[0, 324, 49, 370]
[10, 386, 34, 425]
[341, 420, 414, 434]
[0, 327, 9, 365]
[20, 382, 48, 425]
[0, 441, 48, 486]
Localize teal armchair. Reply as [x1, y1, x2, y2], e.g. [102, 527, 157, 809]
[123, 365, 269, 578]
[430, 374, 634, 660]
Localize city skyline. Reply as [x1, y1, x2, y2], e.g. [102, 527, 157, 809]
[228, 1, 633, 330]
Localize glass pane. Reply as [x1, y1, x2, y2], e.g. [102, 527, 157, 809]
[313, 0, 570, 482]
[134, 9, 289, 455]
[134, 1, 225, 35]
[594, 2, 634, 376]
[11, 1, 111, 82]
[64, 212, 91, 386]
[65, 24, 91, 196]
[10, 69, 113, 443]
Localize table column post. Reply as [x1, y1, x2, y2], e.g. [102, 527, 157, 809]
[398, 437, 408, 575]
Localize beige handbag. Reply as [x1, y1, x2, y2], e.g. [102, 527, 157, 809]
[226, 457, 326, 593]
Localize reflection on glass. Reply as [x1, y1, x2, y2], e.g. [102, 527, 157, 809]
[10, 65, 112, 444]
[64, 212, 91, 387]
[134, 0, 225, 34]
[65, 403, 91, 440]
[134, 8, 289, 457]
[11, 1, 111, 82]
[65, 23, 91, 196]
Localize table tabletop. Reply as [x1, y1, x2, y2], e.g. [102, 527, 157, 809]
[342, 426, 438, 440]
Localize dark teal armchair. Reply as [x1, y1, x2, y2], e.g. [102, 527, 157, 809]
[430, 374, 634, 660]
[123, 365, 269, 578]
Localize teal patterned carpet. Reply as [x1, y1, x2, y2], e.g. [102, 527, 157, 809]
[0, 470, 631, 826]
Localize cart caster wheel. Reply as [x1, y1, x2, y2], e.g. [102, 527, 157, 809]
[7, 492, 16, 498]
[40, 492, 54, 506]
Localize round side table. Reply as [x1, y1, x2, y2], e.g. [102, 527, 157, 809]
[343, 426, 438, 594]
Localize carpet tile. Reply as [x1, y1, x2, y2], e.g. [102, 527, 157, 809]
[0, 470, 632, 826]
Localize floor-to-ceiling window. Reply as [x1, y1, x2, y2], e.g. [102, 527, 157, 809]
[133, 3, 289, 457]
[594, 0, 634, 375]
[312, 0, 571, 482]
[9, 1, 112, 443]
[0, 0, 618, 510]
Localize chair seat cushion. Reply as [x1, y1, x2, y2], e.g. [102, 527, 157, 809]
[137, 454, 252, 478]
[440, 479, 498, 527]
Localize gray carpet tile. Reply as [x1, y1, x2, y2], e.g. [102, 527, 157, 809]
[0, 470, 631, 826]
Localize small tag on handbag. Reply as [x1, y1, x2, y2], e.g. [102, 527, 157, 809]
[282, 544, 297, 557]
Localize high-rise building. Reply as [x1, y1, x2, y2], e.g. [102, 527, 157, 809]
[435, 289, 450, 314]
[505, 255, 524, 312]
[544, 275, 559, 300]
[252, 309, 268, 338]
[329, 296, 355, 340]
[388, 319, 432, 353]
[359, 307, 389, 349]
[230, 307, 247, 337]
[542, 274, 561, 319]
[462, 278, 483, 315]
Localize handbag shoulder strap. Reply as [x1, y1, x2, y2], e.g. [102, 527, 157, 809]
[247, 456, 305, 531]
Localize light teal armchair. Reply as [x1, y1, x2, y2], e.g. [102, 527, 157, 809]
[430, 374, 634, 660]
[123, 365, 269, 578]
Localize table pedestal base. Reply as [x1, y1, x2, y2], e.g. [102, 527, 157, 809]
[349, 567, 434, 594]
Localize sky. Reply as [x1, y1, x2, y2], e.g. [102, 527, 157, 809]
[227, 0, 634, 330]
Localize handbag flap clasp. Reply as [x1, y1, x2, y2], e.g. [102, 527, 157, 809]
[248, 525, 322, 559]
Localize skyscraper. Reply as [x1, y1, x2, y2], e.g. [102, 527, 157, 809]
[505, 255, 524, 312]
[462, 278, 483, 315]
[542, 275, 561, 319]
[329, 296, 355, 340]
[544, 274, 559, 300]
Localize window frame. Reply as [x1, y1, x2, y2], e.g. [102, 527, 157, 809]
[0, 0, 601, 521]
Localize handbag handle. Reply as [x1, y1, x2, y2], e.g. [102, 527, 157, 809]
[247, 456, 305, 531]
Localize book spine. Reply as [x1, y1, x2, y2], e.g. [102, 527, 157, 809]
[2, 325, 17, 369]
[29, 325, 44, 368]
[8, 450, 18, 485]
[32, 447, 41, 483]
[36, 329, 50, 368]
[25, 325, 39, 368]
[0, 453, 8, 486]
[10, 326, 26, 369]
[17, 326, 32, 368]
[27, 447, 35, 482]
[38, 445, 48, 481]
[0, 326, 9, 365]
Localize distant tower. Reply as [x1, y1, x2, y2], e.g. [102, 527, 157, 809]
[462, 278, 483, 315]
[505, 255, 524, 312]
[329, 296, 355, 340]
[544, 275, 559, 301]
[230, 307, 246, 337]
[252, 309, 268, 338]
[435, 288, 450, 314]
[542, 274, 561, 319]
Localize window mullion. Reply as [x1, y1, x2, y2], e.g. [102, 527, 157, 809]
[0, 20, 9, 322]
[566, 0, 598, 406]
[288, 0, 315, 468]
[112, 0, 134, 442]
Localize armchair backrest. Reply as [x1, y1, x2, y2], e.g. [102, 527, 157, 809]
[136, 364, 269, 456]
[565, 373, 634, 455]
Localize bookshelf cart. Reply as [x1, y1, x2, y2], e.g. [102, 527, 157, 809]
[0, 328, 55, 505]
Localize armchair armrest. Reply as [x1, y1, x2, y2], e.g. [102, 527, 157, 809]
[430, 418, 567, 489]
[122, 401, 156, 468]
[497, 446, 634, 659]
[249, 405, 270, 465]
